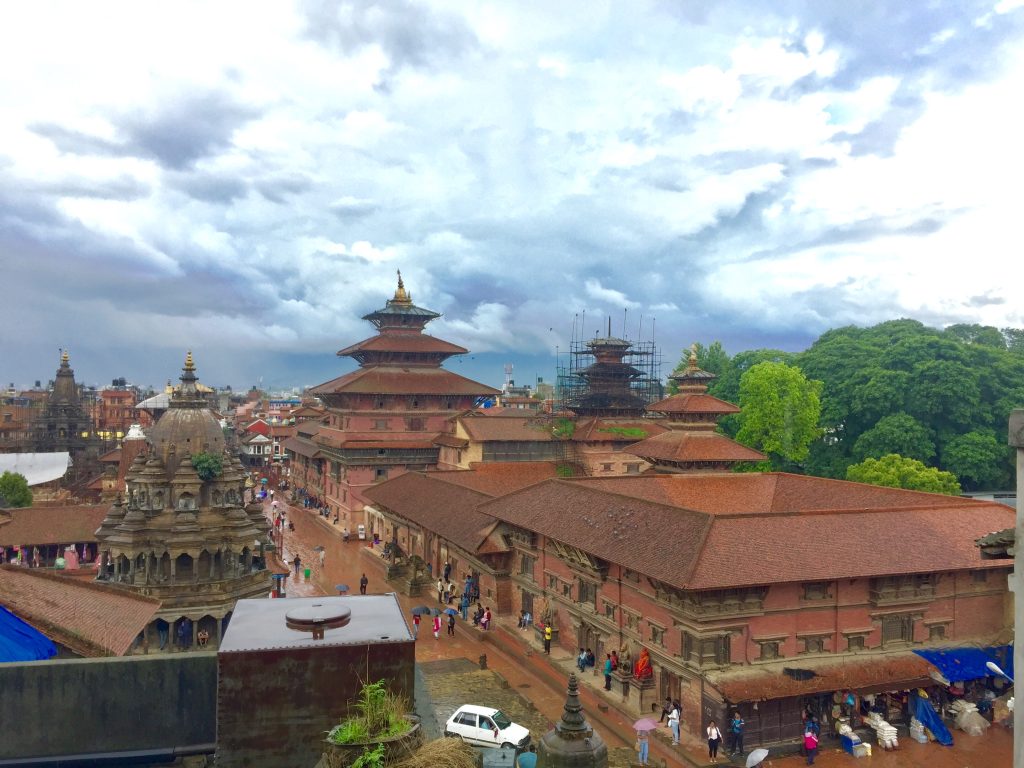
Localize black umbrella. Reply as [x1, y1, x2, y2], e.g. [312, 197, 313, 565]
[410, 606, 432, 615]
[335, 584, 350, 594]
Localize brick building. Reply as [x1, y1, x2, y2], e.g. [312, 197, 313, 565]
[286, 272, 499, 526]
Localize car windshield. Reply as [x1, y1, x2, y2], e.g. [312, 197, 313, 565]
[492, 711, 513, 730]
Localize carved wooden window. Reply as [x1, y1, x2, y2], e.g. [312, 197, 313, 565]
[847, 635, 865, 651]
[759, 641, 780, 660]
[623, 568, 640, 583]
[803, 582, 830, 600]
[373, 419, 388, 430]
[519, 554, 536, 578]
[624, 463, 641, 474]
[547, 573, 558, 590]
[881, 614, 914, 646]
[625, 612, 639, 630]
[802, 636, 826, 654]
[650, 624, 665, 646]
[604, 602, 615, 619]
[562, 582, 572, 598]
[971, 570, 988, 584]
[928, 624, 946, 641]
[577, 579, 598, 608]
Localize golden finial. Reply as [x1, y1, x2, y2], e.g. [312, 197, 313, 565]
[184, 350, 195, 372]
[61, 348, 69, 365]
[687, 343, 699, 369]
[393, 269, 411, 303]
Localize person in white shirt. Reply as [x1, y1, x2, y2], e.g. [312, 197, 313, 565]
[668, 704, 681, 745]
[706, 720, 723, 763]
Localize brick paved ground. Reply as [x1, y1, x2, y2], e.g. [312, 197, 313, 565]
[270, 498, 1014, 768]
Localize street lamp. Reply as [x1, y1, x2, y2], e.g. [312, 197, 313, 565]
[986, 660, 1014, 683]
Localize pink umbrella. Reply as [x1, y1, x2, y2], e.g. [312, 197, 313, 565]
[633, 718, 659, 732]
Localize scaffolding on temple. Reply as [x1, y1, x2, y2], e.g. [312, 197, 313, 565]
[555, 311, 664, 417]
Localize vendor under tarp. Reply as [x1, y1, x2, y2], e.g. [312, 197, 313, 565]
[914, 645, 1013, 682]
[0, 605, 57, 662]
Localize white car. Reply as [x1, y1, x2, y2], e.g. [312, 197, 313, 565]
[444, 705, 531, 749]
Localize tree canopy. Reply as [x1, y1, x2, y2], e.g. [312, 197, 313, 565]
[190, 452, 223, 482]
[845, 454, 961, 495]
[669, 320, 1024, 490]
[0, 471, 33, 508]
[735, 361, 822, 467]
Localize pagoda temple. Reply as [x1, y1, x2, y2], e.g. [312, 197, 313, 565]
[94, 352, 272, 651]
[625, 345, 765, 471]
[289, 272, 500, 526]
[33, 350, 101, 484]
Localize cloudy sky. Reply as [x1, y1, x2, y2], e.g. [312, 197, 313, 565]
[2, 1, 1022, 391]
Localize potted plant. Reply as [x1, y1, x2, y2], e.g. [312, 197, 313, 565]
[323, 680, 422, 768]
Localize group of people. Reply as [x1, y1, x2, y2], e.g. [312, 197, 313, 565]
[704, 711, 745, 762]
[515, 609, 532, 629]
[471, 604, 492, 629]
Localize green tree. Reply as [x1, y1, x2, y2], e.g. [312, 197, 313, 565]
[190, 452, 223, 481]
[735, 361, 822, 466]
[666, 341, 731, 395]
[852, 413, 935, 462]
[0, 471, 33, 508]
[945, 323, 1006, 349]
[846, 454, 961, 495]
[940, 430, 1011, 491]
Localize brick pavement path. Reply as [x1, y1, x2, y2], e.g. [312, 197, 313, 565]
[268, 499, 1013, 768]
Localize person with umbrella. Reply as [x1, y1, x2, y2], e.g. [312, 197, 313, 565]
[411, 612, 421, 639]
[432, 612, 442, 639]
[632, 719, 656, 766]
[446, 610, 456, 636]
[745, 748, 769, 768]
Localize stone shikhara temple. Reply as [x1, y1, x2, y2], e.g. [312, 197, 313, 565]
[94, 352, 272, 650]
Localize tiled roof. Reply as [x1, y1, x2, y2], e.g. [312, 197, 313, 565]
[0, 505, 108, 547]
[337, 334, 469, 357]
[434, 433, 469, 448]
[282, 436, 321, 459]
[479, 480, 711, 588]
[460, 417, 554, 442]
[431, 462, 559, 496]
[706, 652, 933, 702]
[646, 393, 740, 415]
[0, 565, 160, 657]
[572, 418, 667, 442]
[336, 440, 437, 450]
[309, 367, 500, 396]
[623, 431, 766, 463]
[364, 472, 504, 554]
[479, 474, 1015, 589]
[99, 448, 122, 463]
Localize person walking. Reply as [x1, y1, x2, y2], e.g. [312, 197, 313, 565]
[803, 725, 819, 765]
[460, 593, 470, 621]
[707, 720, 723, 763]
[544, 624, 552, 654]
[443, 560, 451, 582]
[411, 613, 420, 640]
[603, 654, 613, 690]
[728, 711, 745, 756]
[577, 648, 587, 672]
[359, 573, 368, 595]
[436, 577, 444, 604]
[635, 731, 649, 767]
[432, 614, 441, 639]
[447, 612, 455, 636]
[293, 555, 302, 577]
[668, 702, 681, 746]
[318, 548, 325, 568]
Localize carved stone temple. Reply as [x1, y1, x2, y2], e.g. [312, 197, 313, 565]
[94, 352, 273, 650]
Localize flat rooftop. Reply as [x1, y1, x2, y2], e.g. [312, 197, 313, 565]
[220, 593, 412, 653]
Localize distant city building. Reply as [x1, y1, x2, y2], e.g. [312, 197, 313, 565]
[32, 351, 102, 485]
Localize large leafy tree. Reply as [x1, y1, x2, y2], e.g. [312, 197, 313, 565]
[940, 431, 1011, 491]
[846, 454, 961, 495]
[735, 361, 822, 466]
[666, 341, 731, 395]
[852, 413, 935, 463]
[0, 471, 32, 508]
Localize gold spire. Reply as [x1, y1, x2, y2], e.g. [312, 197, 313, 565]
[61, 348, 69, 365]
[687, 343, 699, 370]
[184, 350, 195, 372]
[393, 269, 411, 304]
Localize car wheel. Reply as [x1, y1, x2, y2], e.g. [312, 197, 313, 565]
[501, 743, 513, 750]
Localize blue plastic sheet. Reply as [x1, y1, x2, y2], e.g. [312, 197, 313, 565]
[910, 692, 953, 746]
[914, 645, 1013, 682]
[0, 605, 57, 662]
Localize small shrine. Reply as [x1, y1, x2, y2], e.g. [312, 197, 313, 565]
[537, 674, 607, 768]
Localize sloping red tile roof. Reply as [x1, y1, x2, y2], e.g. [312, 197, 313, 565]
[337, 334, 469, 357]
[309, 367, 500, 396]
[624, 431, 766, 463]
[572, 418, 667, 442]
[478, 474, 1015, 590]
[0, 565, 160, 657]
[460, 417, 554, 442]
[364, 472, 505, 554]
[434, 433, 469, 448]
[99, 448, 122, 463]
[706, 652, 933, 702]
[0, 505, 108, 547]
[646, 393, 740, 415]
[479, 479, 711, 588]
[282, 436, 321, 459]
[337, 440, 437, 450]
[431, 462, 559, 496]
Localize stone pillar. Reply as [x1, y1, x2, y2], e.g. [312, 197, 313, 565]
[1009, 409, 1023, 768]
[170, 557, 176, 582]
[210, 552, 217, 580]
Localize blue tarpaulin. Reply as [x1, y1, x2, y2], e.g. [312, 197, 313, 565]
[910, 692, 954, 746]
[0, 605, 57, 662]
[914, 645, 1013, 682]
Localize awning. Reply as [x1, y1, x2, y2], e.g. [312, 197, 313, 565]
[707, 653, 933, 703]
[914, 645, 1013, 683]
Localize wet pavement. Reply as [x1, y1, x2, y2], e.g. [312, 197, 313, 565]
[268, 499, 1014, 768]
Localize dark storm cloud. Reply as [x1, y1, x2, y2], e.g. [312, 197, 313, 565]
[31, 175, 152, 201]
[256, 173, 315, 204]
[328, 196, 380, 219]
[300, 0, 480, 74]
[169, 170, 251, 203]
[32, 91, 261, 170]
[966, 293, 1007, 308]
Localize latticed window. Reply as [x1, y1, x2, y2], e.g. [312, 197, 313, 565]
[759, 641, 780, 660]
[881, 614, 914, 645]
[519, 554, 536, 578]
